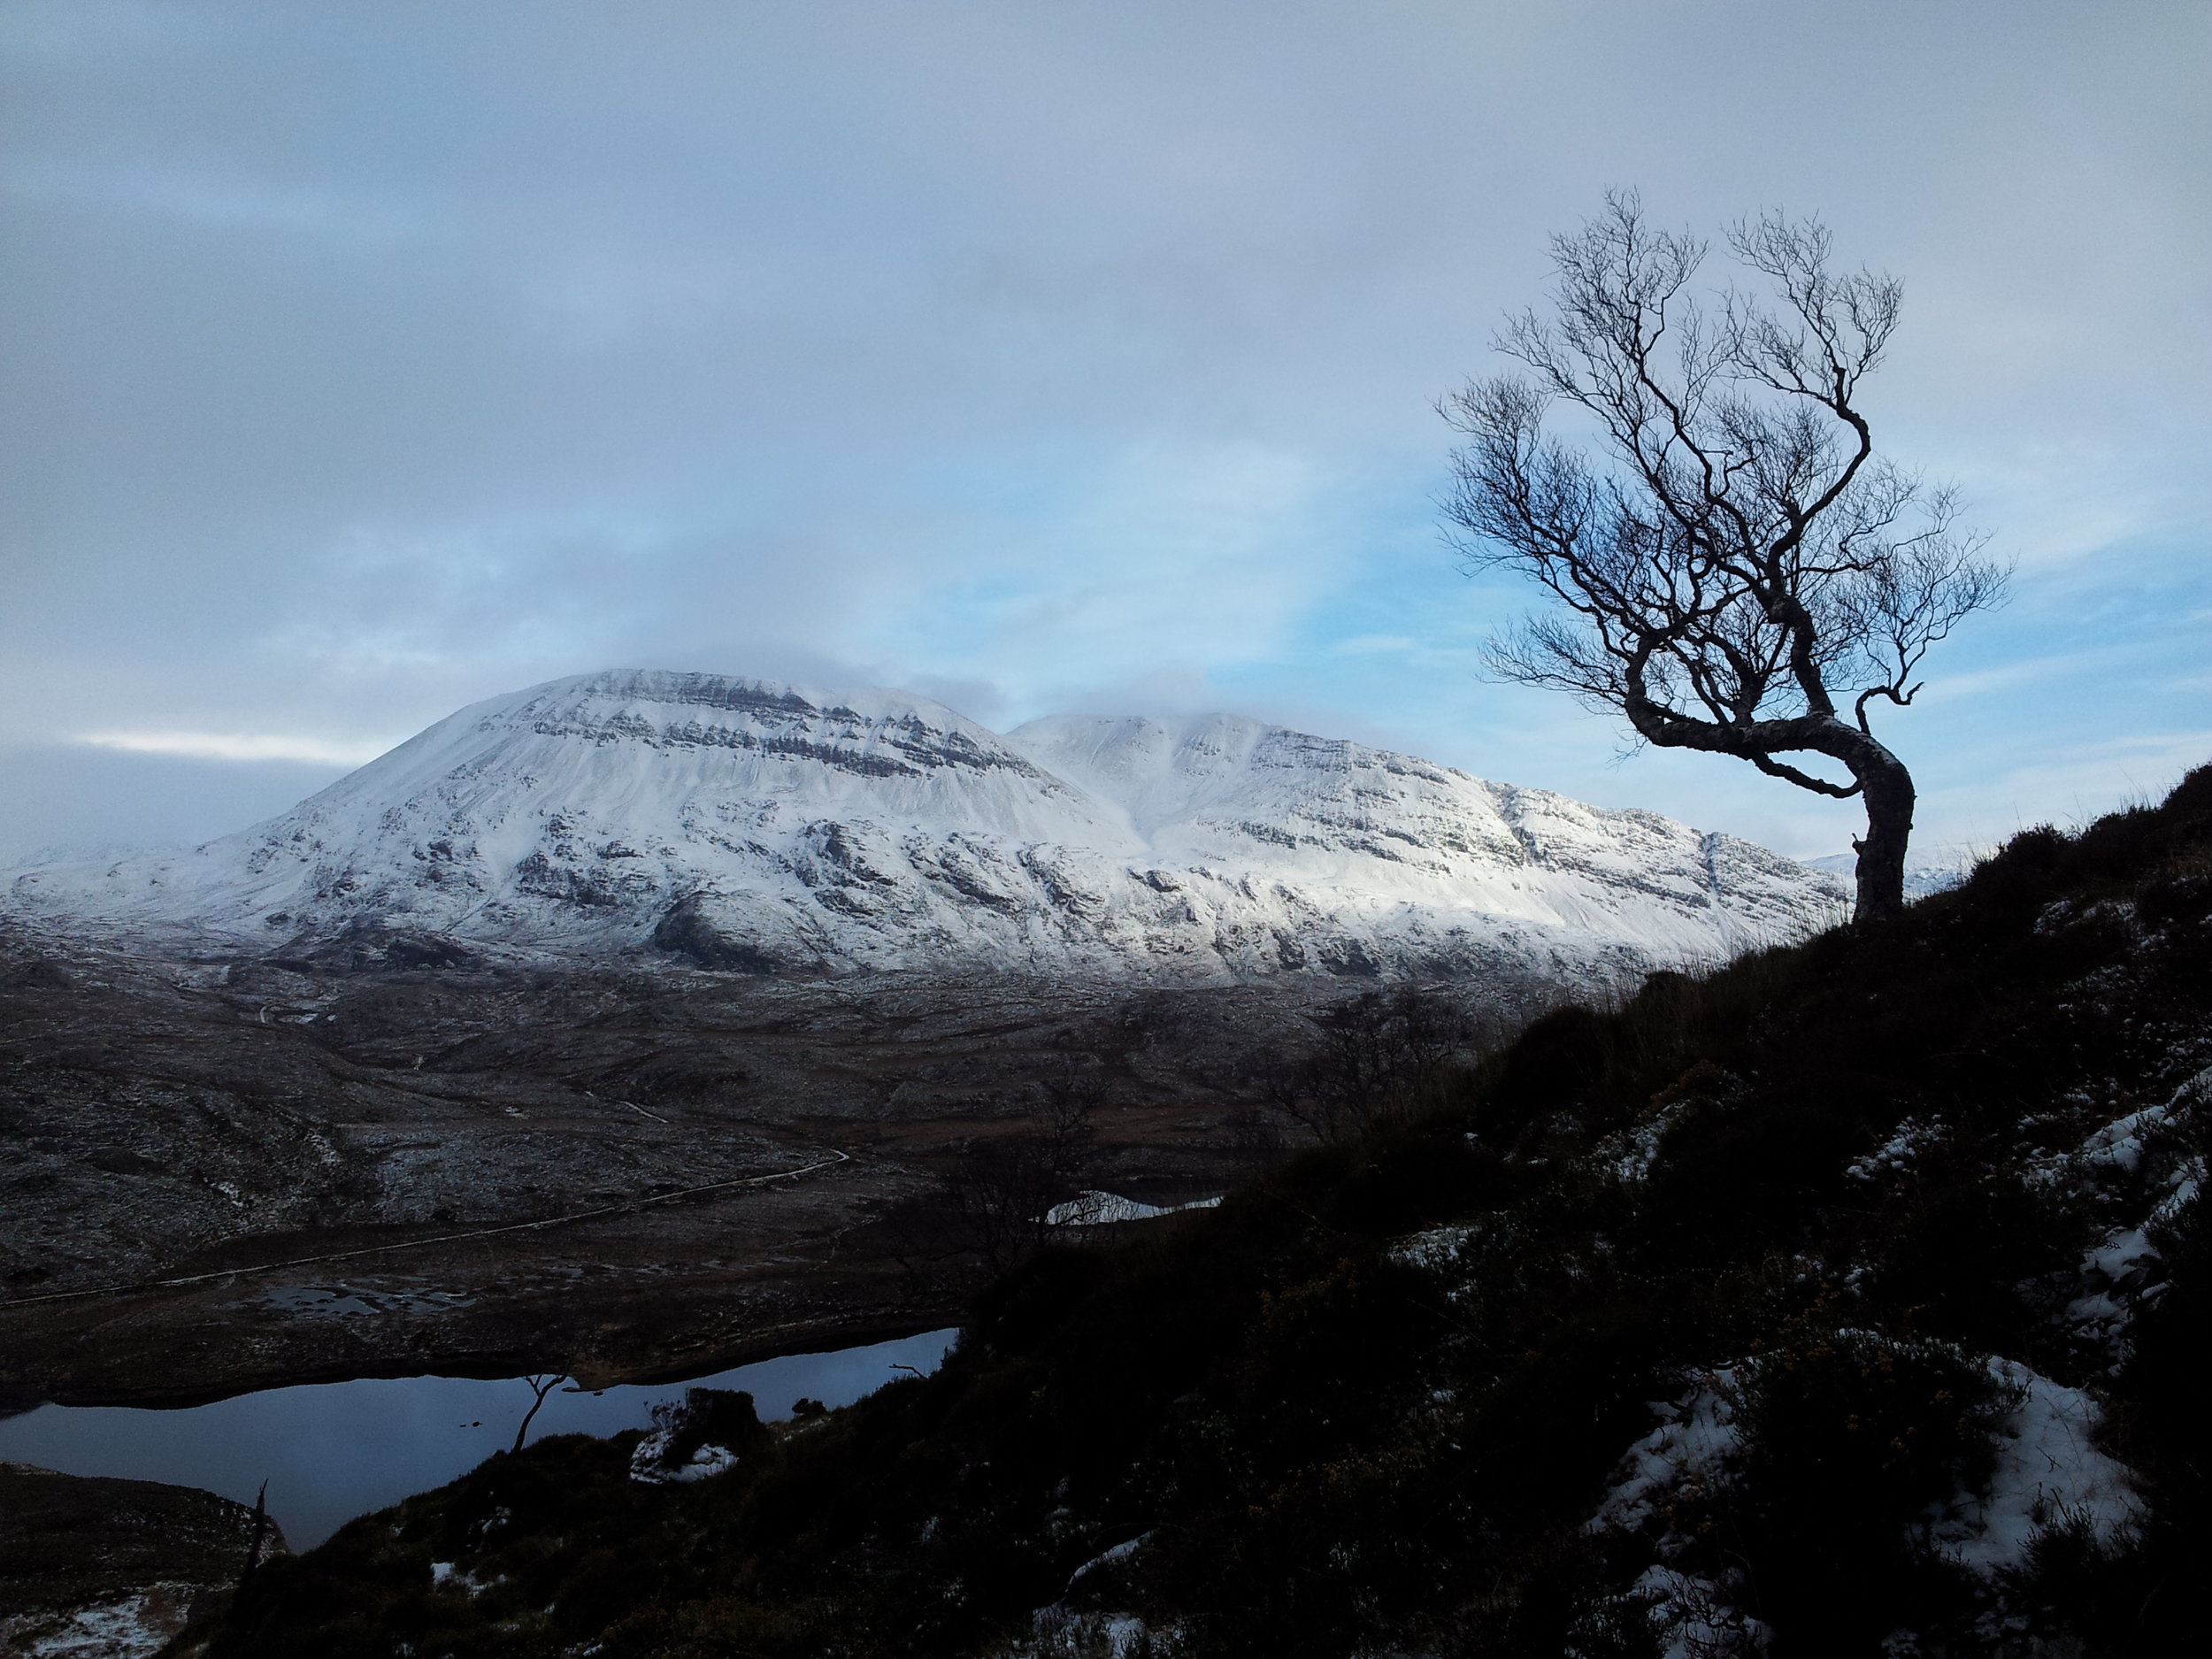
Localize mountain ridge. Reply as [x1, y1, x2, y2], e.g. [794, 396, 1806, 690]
[4, 670, 1847, 985]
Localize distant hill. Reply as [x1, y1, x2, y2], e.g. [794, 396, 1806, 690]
[4, 670, 1844, 987]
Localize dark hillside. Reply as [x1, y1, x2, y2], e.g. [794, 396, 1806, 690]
[192, 767, 2212, 1658]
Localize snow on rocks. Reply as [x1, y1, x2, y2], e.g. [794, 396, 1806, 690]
[625, 1386, 760, 1485]
[3, 671, 1848, 987]
[628, 1438, 739, 1486]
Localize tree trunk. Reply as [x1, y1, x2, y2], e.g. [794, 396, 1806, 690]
[1849, 744, 1916, 925]
[512, 1375, 565, 1454]
[1626, 702, 1919, 925]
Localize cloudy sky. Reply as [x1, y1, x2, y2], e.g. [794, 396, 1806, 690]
[4, 0, 2206, 864]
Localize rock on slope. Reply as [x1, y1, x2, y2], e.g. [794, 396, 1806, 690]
[4, 671, 1845, 983]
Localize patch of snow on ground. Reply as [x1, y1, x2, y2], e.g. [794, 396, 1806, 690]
[1021, 1532, 1165, 1655]
[1629, 1565, 1774, 1659]
[1847, 1118, 1943, 1184]
[1388, 1223, 1479, 1271]
[1588, 1372, 1742, 1536]
[426, 1559, 494, 1595]
[1024, 1608, 1172, 1658]
[1920, 1359, 2142, 1575]
[2060, 1065, 2207, 1362]
[11, 1585, 202, 1659]
[1602, 1094, 1707, 1185]
[1063, 1532, 1155, 1595]
[2072, 1064, 2206, 1184]
[1580, 1376, 1771, 1656]
[2065, 1221, 2172, 1356]
[2078, 1107, 2172, 1176]
[1045, 1191, 1219, 1226]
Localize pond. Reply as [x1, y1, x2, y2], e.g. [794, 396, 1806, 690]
[0, 1327, 957, 1549]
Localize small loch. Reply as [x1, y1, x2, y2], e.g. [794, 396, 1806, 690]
[0, 1327, 956, 1549]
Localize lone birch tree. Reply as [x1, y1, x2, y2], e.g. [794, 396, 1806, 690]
[1440, 193, 2007, 922]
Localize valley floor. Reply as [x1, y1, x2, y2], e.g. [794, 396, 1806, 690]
[0, 941, 1512, 1407]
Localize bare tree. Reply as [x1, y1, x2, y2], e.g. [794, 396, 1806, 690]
[237, 1479, 273, 1584]
[882, 1065, 1100, 1284]
[511, 1373, 568, 1454]
[1440, 192, 2008, 921]
[1265, 986, 1484, 1143]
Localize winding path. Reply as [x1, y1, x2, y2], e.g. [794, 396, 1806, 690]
[0, 1149, 854, 1310]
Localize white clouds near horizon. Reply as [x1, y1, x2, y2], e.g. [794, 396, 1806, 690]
[78, 730, 396, 767]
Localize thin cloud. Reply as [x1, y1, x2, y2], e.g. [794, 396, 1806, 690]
[81, 731, 390, 767]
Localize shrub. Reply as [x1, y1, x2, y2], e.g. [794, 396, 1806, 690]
[1704, 1328, 2010, 1649]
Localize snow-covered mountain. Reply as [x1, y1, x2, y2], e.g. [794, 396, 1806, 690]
[4, 671, 1847, 983]
[1802, 846, 1989, 901]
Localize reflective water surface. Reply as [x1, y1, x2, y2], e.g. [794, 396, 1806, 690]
[0, 1327, 957, 1548]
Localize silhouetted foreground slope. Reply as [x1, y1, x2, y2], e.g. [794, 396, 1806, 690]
[192, 768, 2212, 1658]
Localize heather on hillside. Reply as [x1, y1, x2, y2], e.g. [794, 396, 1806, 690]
[195, 767, 2212, 1658]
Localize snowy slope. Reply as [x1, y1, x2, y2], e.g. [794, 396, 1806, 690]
[4, 671, 1847, 983]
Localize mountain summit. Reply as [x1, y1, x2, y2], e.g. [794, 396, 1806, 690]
[5, 671, 1845, 982]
